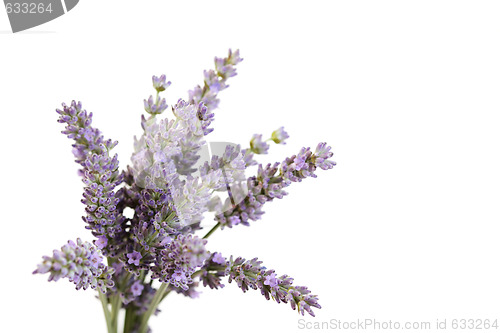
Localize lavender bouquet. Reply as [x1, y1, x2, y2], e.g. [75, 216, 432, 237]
[33, 49, 336, 333]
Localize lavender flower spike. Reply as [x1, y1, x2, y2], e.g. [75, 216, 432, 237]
[81, 152, 126, 257]
[189, 48, 243, 114]
[33, 238, 115, 293]
[199, 253, 321, 316]
[216, 143, 336, 228]
[56, 100, 117, 172]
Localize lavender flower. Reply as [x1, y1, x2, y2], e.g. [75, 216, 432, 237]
[215, 143, 335, 228]
[189, 48, 243, 113]
[56, 100, 128, 258]
[313, 142, 337, 170]
[196, 102, 215, 136]
[33, 238, 115, 293]
[170, 99, 207, 175]
[123, 169, 218, 276]
[134, 187, 181, 236]
[120, 278, 146, 306]
[56, 100, 117, 172]
[244, 127, 288, 166]
[280, 143, 336, 185]
[199, 253, 321, 316]
[152, 74, 171, 92]
[130, 188, 178, 250]
[198, 252, 228, 290]
[95, 236, 108, 249]
[249, 134, 270, 154]
[215, 49, 243, 79]
[131, 116, 182, 189]
[123, 282, 159, 333]
[130, 280, 144, 296]
[127, 251, 143, 266]
[131, 95, 237, 229]
[128, 282, 158, 315]
[151, 234, 210, 290]
[81, 152, 126, 257]
[212, 252, 226, 265]
[271, 126, 289, 144]
[169, 176, 213, 226]
[132, 98, 217, 187]
[144, 95, 168, 115]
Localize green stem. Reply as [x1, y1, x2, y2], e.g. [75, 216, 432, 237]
[110, 294, 121, 332]
[202, 222, 220, 239]
[123, 307, 136, 333]
[159, 289, 171, 302]
[98, 291, 114, 333]
[138, 283, 169, 333]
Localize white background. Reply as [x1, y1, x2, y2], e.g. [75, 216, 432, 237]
[1, 1, 500, 332]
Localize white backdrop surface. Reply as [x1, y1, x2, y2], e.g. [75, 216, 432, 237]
[1, 1, 500, 332]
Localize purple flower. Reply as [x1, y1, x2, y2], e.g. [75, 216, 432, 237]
[125, 187, 183, 274]
[281, 145, 336, 183]
[152, 74, 171, 92]
[228, 216, 241, 226]
[198, 252, 228, 290]
[264, 272, 280, 288]
[56, 100, 117, 172]
[121, 277, 147, 305]
[204, 70, 227, 92]
[215, 49, 243, 79]
[95, 236, 107, 249]
[81, 152, 126, 257]
[216, 144, 335, 229]
[293, 155, 307, 170]
[127, 283, 156, 315]
[271, 127, 289, 144]
[33, 238, 114, 293]
[314, 142, 336, 170]
[196, 102, 215, 136]
[249, 134, 270, 154]
[227, 48, 243, 66]
[89, 251, 103, 269]
[56, 101, 127, 258]
[172, 270, 183, 281]
[152, 234, 210, 290]
[188, 49, 243, 121]
[130, 280, 145, 297]
[144, 95, 168, 115]
[212, 252, 226, 265]
[198, 254, 320, 316]
[127, 251, 143, 266]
